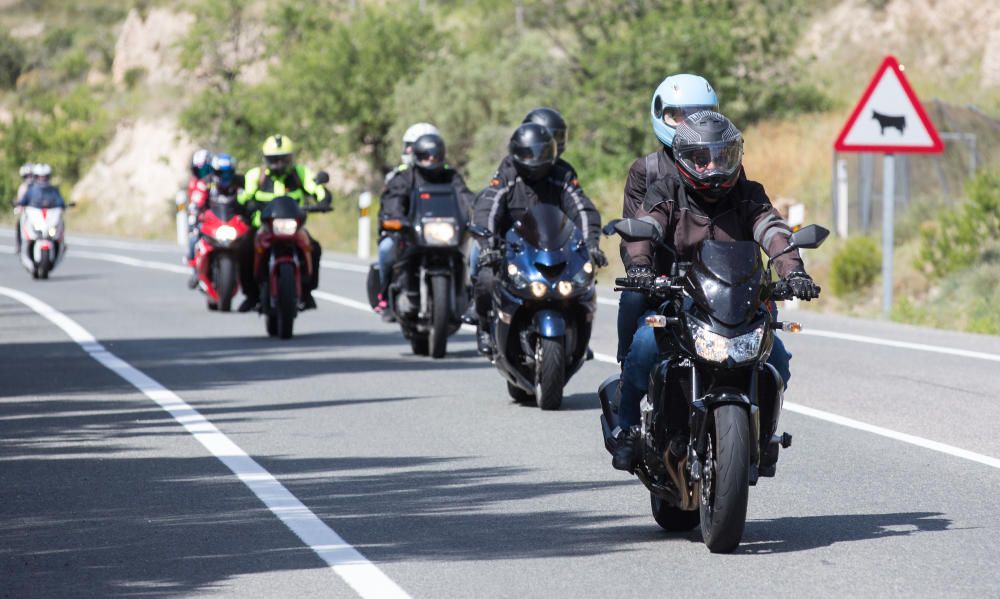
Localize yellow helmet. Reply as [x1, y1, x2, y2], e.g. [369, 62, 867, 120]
[262, 134, 294, 174]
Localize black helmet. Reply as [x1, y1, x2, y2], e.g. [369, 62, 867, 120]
[522, 107, 567, 157]
[508, 123, 557, 181]
[412, 133, 445, 174]
[672, 111, 743, 202]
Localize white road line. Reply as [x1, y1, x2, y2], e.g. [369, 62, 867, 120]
[72, 249, 191, 274]
[0, 286, 412, 599]
[322, 259, 370, 273]
[70, 237, 179, 253]
[41, 246, 1000, 469]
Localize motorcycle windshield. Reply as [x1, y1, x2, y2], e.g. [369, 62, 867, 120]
[263, 195, 302, 220]
[210, 194, 238, 221]
[408, 184, 463, 220]
[514, 204, 574, 251]
[685, 240, 764, 326]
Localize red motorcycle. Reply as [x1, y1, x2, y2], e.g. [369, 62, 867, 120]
[193, 189, 251, 311]
[254, 195, 329, 339]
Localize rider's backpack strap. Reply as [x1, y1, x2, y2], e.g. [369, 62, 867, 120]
[645, 152, 658, 192]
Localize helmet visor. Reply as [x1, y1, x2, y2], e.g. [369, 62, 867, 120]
[662, 104, 719, 127]
[675, 141, 743, 181]
[414, 148, 444, 170]
[265, 155, 292, 173]
[511, 141, 556, 168]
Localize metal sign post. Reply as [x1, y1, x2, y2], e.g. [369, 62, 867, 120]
[881, 154, 895, 318]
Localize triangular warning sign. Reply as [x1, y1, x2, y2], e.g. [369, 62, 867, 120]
[834, 55, 944, 154]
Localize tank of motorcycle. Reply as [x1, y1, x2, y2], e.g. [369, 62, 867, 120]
[682, 240, 766, 327]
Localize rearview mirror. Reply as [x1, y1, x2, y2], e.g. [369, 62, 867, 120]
[787, 224, 830, 250]
[609, 217, 662, 243]
[314, 171, 330, 185]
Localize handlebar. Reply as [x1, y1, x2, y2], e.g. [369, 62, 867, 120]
[304, 204, 332, 213]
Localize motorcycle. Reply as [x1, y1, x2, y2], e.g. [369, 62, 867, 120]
[365, 184, 469, 358]
[599, 217, 828, 552]
[255, 194, 330, 339]
[192, 187, 251, 311]
[471, 204, 597, 410]
[17, 196, 73, 280]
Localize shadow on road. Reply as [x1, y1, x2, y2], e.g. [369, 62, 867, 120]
[736, 511, 953, 554]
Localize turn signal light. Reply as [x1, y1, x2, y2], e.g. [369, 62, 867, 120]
[383, 219, 403, 230]
[784, 321, 803, 333]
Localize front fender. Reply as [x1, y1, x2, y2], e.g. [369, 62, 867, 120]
[533, 309, 565, 338]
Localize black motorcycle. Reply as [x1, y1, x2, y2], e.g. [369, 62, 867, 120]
[599, 217, 828, 552]
[366, 183, 468, 358]
[472, 204, 597, 410]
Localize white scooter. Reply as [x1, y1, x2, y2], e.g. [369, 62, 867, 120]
[17, 201, 70, 280]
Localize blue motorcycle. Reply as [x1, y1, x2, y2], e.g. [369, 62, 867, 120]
[472, 204, 597, 410]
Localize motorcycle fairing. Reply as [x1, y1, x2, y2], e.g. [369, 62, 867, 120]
[683, 240, 765, 327]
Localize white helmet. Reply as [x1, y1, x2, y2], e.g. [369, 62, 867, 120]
[401, 122, 440, 166]
[32, 163, 52, 178]
[19, 163, 34, 178]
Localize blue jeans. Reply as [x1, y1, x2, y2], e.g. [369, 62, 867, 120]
[468, 243, 481, 277]
[618, 312, 792, 430]
[617, 290, 648, 363]
[377, 236, 397, 288]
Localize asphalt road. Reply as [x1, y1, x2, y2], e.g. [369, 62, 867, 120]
[2, 233, 998, 598]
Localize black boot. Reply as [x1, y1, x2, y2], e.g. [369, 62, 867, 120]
[238, 296, 258, 313]
[299, 292, 317, 311]
[612, 427, 639, 471]
[476, 318, 494, 355]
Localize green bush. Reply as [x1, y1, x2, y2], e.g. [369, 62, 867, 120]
[0, 29, 26, 90]
[829, 236, 881, 297]
[123, 66, 146, 90]
[917, 170, 1000, 279]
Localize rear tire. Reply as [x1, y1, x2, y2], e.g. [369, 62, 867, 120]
[38, 249, 51, 280]
[410, 334, 429, 356]
[507, 381, 534, 403]
[700, 404, 750, 553]
[534, 336, 565, 410]
[429, 275, 450, 359]
[276, 263, 297, 339]
[216, 254, 236, 312]
[651, 493, 700, 532]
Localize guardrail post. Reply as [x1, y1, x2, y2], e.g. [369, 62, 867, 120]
[358, 191, 372, 260]
[175, 191, 188, 247]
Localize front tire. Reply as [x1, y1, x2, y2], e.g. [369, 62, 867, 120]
[534, 336, 565, 410]
[215, 254, 236, 312]
[651, 493, 700, 532]
[38, 249, 51, 280]
[410, 334, 429, 356]
[700, 404, 751, 553]
[276, 263, 297, 339]
[429, 274, 450, 359]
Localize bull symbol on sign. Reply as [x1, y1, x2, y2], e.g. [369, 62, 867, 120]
[872, 111, 906, 135]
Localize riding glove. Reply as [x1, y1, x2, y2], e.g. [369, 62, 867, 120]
[783, 271, 821, 300]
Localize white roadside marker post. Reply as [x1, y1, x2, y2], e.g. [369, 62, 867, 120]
[175, 190, 188, 247]
[358, 191, 372, 260]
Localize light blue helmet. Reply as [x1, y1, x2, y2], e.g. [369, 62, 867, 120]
[650, 74, 720, 147]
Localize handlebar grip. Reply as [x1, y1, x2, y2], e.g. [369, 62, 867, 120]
[614, 277, 631, 286]
[771, 282, 793, 301]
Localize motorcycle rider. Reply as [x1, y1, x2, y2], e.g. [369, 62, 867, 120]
[618, 74, 720, 363]
[13, 163, 34, 253]
[385, 122, 441, 185]
[374, 132, 474, 313]
[237, 134, 331, 312]
[611, 111, 820, 471]
[186, 153, 243, 288]
[471, 122, 604, 354]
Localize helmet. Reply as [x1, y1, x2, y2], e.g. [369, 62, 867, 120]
[522, 107, 567, 157]
[672, 111, 743, 201]
[19, 163, 34, 178]
[412, 133, 445, 174]
[210, 153, 237, 188]
[32, 163, 52, 179]
[262, 135, 294, 175]
[191, 149, 212, 178]
[650, 74, 720, 147]
[508, 123, 557, 182]
[401, 122, 440, 166]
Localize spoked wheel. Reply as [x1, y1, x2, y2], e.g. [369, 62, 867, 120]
[699, 404, 750, 553]
[276, 263, 297, 339]
[215, 254, 236, 312]
[534, 336, 565, 410]
[651, 493, 700, 532]
[506, 381, 534, 404]
[428, 274, 450, 359]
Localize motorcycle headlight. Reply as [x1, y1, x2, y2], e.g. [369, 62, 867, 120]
[557, 280, 573, 296]
[48, 227, 57, 237]
[529, 281, 548, 298]
[272, 218, 298, 236]
[687, 321, 764, 363]
[422, 218, 457, 246]
[216, 225, 237, 242]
